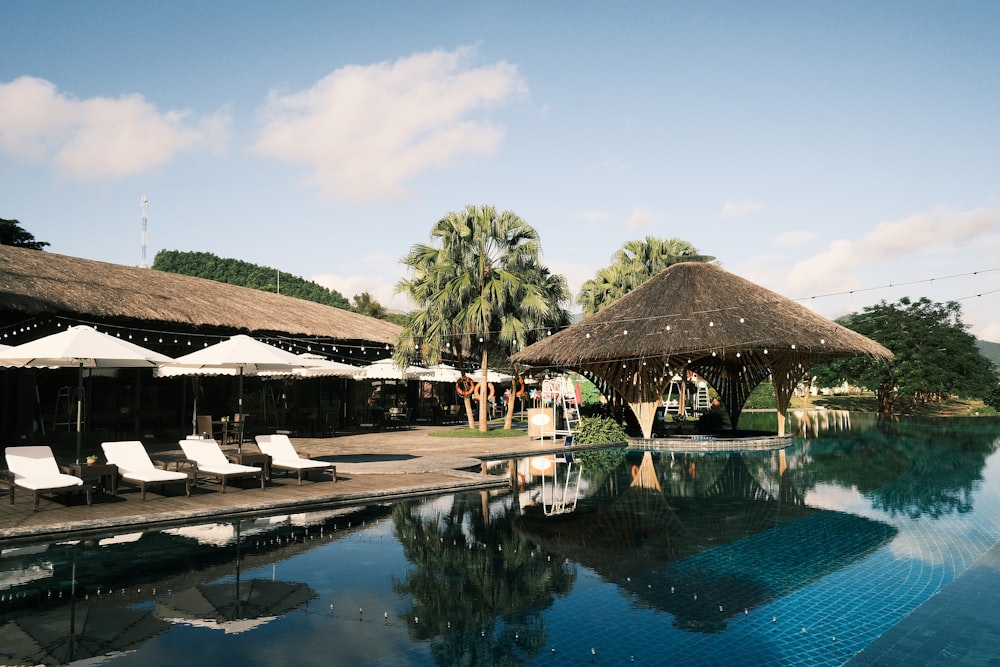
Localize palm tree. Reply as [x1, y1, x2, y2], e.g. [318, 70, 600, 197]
[577, 236, 711, 315]
[575, 236, 712, 419]
[396, 205, 568, 431]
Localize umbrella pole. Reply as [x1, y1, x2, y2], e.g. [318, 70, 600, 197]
[75, 364, 83, 464]
[237, 369, 244, 454]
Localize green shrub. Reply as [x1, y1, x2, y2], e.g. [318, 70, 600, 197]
[574, 416, 629, 444]
[744, 381, 777, 410]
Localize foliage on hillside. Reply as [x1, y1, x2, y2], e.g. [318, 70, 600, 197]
[153, 250, 351, 310]
[1, 218, 49, 250]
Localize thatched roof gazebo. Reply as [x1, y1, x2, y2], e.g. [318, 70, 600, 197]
[0, 245, 400, 348]
[511, 262, 892, 438]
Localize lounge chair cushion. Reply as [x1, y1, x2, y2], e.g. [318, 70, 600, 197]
[5, 446, 83, 491]
[102, 441, 189, 483]
[179, 439, 259, 473]
[255, 434, 330, 471]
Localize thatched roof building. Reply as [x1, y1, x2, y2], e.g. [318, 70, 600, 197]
[511, 262, 892, 438]
[0, 245, 400, 351]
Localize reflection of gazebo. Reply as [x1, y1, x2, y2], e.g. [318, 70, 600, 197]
[516, 452, 897, 632]
[512, 262, 893, 438]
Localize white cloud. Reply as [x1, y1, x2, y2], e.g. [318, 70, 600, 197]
[312, 251, 415, 313]
[721, 198, 764, 219]
[0, 76, 229, 181]
[771, 206, 1000, 338]
[784, 206, 1000, 295]
[774, 230, 815, 247]
[313, 271, 415, 313]
[625, 207, 659, 231]
[253, 47, 527, 202]
[578, 209, 611, 225]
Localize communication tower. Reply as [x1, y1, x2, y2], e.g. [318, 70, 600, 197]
[140, 195, 149, 268]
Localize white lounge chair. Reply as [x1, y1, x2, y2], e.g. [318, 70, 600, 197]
[5, 445, 91, 510]
[101, 440, 192, 500]
[255, 434, 337, 485]
[178, 438, 264, 493]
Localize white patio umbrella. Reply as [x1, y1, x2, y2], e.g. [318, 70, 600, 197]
[0, 325, 175, 463]
[417, 363, 464, 383]
[472, 368, 514, 383]
[353, 357, 427, 380]
[168, 335, 307, 452]
[291, 353, 360, 378]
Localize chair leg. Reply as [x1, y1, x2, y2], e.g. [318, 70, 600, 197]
[33, 490, 40, 511]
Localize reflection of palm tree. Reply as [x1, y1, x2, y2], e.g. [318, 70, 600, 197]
[392, 495, 576, 665]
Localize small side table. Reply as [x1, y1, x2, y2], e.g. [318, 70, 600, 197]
[227, 452, 271, 481]
[65, 463, 118, 496]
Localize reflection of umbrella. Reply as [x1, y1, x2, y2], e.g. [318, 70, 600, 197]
[156, 579, 317, 634]
[0, 325, 174, 462]
[168, 335, 306, 451]
[0, 602, 171, 665]
[418, 363, 464, 383]
[354, 357, 426, 380]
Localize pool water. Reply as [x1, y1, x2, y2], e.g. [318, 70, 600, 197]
[3, 412, 1000, 666]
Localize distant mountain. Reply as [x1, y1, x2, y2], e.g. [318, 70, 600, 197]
[977, 339, 1000, 368]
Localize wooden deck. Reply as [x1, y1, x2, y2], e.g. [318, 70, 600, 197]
[0, 424, 604, 544]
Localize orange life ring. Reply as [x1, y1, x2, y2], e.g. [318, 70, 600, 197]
[476, 381, 496, 401]
[456, 376, 475, 397]
[514, 377, 526, 397]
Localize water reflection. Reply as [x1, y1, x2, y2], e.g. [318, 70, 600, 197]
[517, 450, 897, 633]
[391, 493, 575, 665]
[3, 416, 1000, 665]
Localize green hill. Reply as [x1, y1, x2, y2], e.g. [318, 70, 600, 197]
[152, 250, 351, 310]
[977, 339, 1000, 368]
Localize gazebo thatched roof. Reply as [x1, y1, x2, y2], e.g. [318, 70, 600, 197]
[511, 261, 892, 437]
[0, 245, 400, 346]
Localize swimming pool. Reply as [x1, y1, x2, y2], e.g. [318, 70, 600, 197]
[2, 412, 999, 666]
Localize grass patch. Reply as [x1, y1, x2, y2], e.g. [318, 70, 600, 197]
[430, 427, 526, 439]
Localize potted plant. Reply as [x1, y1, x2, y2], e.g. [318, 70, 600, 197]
[86, 454, 99, 466]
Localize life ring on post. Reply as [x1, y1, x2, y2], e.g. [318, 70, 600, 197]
[514, 377, 526, 397]
[475, 381, 495, 401]
[456, 376, 475, 397]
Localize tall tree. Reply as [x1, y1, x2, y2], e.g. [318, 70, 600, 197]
[396, 205, 569, 431]
[0, 218, 49, 250]
[352, 292, 387, 319]
[576, 236, 711, 315]
[813, 297, 999, 414]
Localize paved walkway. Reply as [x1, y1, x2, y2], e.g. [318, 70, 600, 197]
[0, 424, 588, 544]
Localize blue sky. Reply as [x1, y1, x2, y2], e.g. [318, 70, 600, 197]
[3, 1, 1000, 340]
